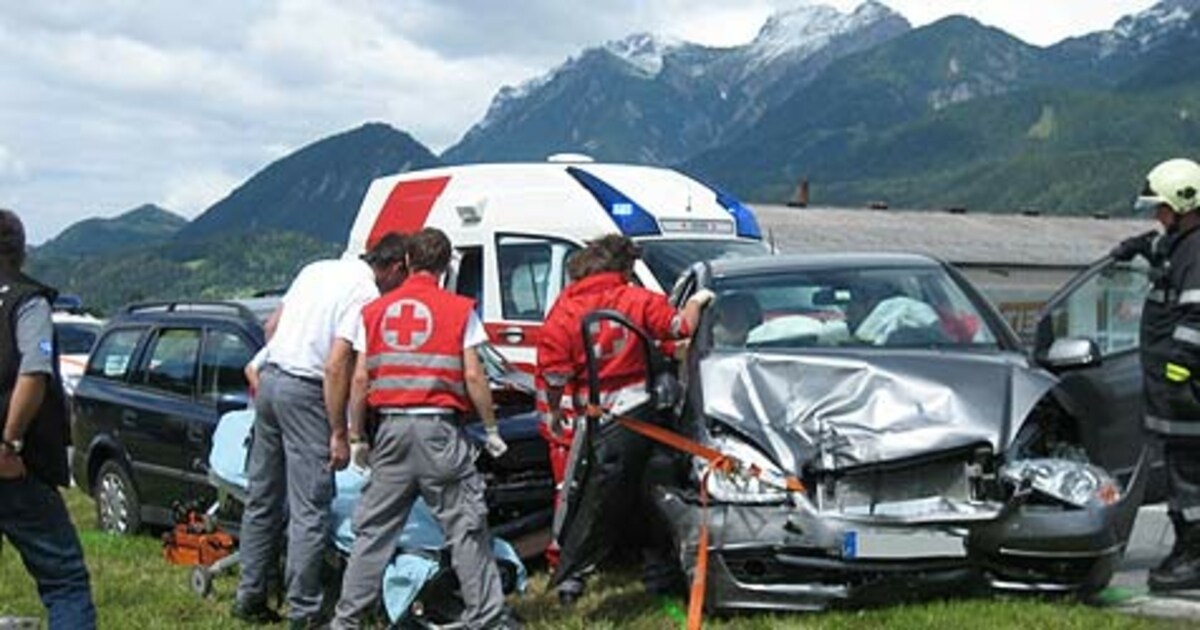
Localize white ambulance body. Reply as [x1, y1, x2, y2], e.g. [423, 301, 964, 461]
[346, 158, 768, 367]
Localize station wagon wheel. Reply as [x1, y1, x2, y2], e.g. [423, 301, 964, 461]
[94, 459, 141, 535]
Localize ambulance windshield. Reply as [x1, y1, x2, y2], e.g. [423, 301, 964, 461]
[638, 239, 769, 289]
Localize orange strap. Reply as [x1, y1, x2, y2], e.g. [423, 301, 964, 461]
[584, 410, 805, 630]
[687, 465, 716, 630]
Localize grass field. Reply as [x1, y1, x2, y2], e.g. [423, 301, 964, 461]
[0, 488, 1191, 629]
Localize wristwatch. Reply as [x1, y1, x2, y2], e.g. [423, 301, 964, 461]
[0, 439, 23, 455]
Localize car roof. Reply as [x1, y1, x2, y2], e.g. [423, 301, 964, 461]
[52, 312, 104, 326]
[105, 301, 264, 335]
[230, 296, 281, 324]
[705, 252, 943, 280]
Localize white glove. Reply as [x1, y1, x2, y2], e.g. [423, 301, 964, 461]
[484, 425, 508, 458]
[350, 440, 370, 472]
[688, 289, 716, 307]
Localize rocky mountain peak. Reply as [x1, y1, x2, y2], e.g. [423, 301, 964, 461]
[1099, 0, 1200, 56]
[746, 1, 906, 69]
[602, 32, 683, 77]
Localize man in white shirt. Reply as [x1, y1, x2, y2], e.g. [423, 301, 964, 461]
[233, 233, 408, 628]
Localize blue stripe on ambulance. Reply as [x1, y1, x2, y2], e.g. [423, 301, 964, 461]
[705, 182, 762, 240]
[566, 166, 662, 237]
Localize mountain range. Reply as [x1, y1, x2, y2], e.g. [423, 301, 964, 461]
[32, 0, 1200, 311]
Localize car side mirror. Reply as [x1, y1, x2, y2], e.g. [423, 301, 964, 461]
[216, 392, 251, 416]
[1040, 337, 1101, 370]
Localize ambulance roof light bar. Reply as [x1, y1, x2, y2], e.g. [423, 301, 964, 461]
[546, 152, 594, 163]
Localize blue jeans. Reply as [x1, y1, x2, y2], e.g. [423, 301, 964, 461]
[0, 475, 96, 630]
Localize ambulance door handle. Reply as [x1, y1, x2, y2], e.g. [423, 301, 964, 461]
[499, 327, 525, 344]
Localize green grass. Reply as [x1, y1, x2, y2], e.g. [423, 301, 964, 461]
[0, 489, 1190, 628]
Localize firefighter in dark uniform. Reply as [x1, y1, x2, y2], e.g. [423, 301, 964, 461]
[0, 209, 96, 628]
[1113, 158, 1200, 591]
[332, 227, 517, 629]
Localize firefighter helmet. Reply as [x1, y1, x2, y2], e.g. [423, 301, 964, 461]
[1136, 158, 1200, 215]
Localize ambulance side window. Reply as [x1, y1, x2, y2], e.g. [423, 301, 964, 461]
[497, 235, 577, 322]
[455, 247, 484, 311]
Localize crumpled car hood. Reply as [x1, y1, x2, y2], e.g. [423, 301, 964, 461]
[698, 350, 1058, 472]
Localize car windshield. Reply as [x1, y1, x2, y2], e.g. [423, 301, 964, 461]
[638, 239, 770, 290]
[56, 322, 101, 355]
[709, 265, 1000, 350]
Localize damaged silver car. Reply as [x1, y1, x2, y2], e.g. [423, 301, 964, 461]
[554, 253, 1150, 612]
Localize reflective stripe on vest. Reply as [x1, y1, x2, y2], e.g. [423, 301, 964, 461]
[370, 376, 466, 397]
[1146, 414, 1200, 437]
[366, 351, 463, 372]
[1181, 290, 1200, 305]
[1176, 326, 1200, 347]
[1147, 289, 1166, 304]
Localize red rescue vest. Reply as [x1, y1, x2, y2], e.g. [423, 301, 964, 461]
[536, 272, 686, 419]
[363, 273, 474, 411]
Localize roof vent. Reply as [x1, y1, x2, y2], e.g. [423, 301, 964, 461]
[1092, 212, 1110, 220]
[867, 200, 889, 210]
[1020, 209, 1041, 217]
[547, 152, 595, 163]
[946, 206, 968, 214]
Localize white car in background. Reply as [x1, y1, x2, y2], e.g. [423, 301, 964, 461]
[52, 310, 103, 397]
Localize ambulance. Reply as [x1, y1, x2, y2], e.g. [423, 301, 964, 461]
[345, 156, 769, 367]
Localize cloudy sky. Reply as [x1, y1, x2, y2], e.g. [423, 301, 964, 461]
[0, 0, 1160, 243]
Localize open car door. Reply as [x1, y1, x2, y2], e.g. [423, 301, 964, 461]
[1032, 255, 1163, 500]
[550, 310, 678, 586]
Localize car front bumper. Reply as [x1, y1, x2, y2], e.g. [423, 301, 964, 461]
[652, 451, 1148, 612]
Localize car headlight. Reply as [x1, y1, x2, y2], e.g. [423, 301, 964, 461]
[1000, 458, 1121, 508]
[699, 435, 788, 504]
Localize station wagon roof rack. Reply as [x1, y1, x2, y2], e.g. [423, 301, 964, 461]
[122, 300, 258, 322]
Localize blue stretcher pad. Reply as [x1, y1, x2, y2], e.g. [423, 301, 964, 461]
[210, 409, 527, 622]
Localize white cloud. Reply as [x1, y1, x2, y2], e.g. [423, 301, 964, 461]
[162, 169, 242, 219]
[0, 0, 1165, 242]
[0, 146, 28, 181]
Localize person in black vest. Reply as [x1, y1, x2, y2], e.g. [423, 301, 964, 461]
[1113, 158, 1200, 591]
[0, 209, 96, 628]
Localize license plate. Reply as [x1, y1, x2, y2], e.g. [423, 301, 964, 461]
[842, 529, 966, 560]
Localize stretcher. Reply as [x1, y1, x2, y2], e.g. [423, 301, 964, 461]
[201, 408, 527, 626]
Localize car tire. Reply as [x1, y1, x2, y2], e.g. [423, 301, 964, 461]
[94, 459, 141, 535]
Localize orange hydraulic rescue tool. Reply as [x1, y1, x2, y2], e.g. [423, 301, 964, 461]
[162, 507, 236, 567]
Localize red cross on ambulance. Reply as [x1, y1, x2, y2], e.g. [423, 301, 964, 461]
[382, 299, 433, 350]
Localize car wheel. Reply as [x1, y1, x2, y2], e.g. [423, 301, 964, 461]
[94, 459, 141, 535]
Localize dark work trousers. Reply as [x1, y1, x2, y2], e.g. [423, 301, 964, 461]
[236, 366, 335, 621]
[0, 475, 96, 629]
[1165, 438, 1200, 524]
[333, 415, 505, 630]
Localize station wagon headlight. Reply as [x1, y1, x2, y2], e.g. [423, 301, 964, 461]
[1000, 458, 1121, 508]
[700, 435, 788, 504]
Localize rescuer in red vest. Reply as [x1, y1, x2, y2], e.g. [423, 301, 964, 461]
[536, 234, 712, 605]
[333, 228, 517, 630]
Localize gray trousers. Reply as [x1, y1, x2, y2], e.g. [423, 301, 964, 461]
[236, 366, 335, 621]
[333, 415, 505, 629]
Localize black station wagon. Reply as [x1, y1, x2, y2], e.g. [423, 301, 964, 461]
[71, 302, 263, 533]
